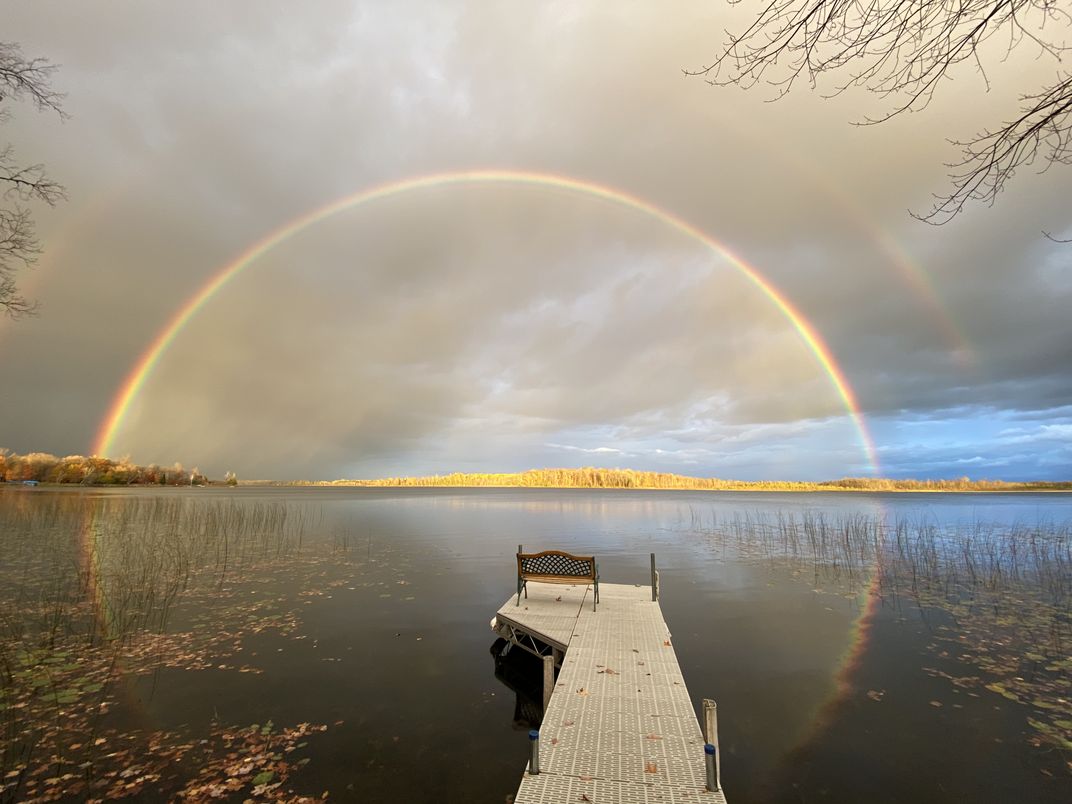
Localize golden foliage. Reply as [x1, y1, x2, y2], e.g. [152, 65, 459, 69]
[0, 449, 214, 485]
[327, 467, 1072, 492]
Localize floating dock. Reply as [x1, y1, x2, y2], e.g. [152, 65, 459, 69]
[493, 580, 728, 803]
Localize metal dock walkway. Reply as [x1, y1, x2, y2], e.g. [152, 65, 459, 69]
[493, 581, 728, 803]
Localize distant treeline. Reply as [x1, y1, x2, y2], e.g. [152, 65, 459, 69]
[5, 453, 1067, 491]
[0, 451, 236, 486]
[327, 467, 1072, 492]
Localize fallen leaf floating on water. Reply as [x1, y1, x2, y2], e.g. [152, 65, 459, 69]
[866, 690, 885, 702]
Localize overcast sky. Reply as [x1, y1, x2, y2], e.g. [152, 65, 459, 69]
[1, 1, 1069, 481]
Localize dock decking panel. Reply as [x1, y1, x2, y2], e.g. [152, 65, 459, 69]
[504, 582, 728, 804]
[495, 581, 588, 652]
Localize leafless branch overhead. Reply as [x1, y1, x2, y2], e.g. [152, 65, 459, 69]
[689, 0, 1072, 223]
[0, 41, 65, 318]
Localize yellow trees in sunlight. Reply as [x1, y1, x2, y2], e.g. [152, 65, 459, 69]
[330, 467, 1071, 492]
[1, 452, 1065, 490]
[0, 450, 208, 485]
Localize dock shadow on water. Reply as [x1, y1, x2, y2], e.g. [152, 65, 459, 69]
[489, 638, 545, 732]
[1, 486, 1070, 802]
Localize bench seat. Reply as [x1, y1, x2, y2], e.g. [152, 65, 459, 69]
[516, 547, 599, 611]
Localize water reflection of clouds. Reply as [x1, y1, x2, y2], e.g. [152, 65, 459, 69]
[5, 487, 1069, 800]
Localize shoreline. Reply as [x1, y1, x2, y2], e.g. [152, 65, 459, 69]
[167, 481, 1072, 493]
[303, 483, 1072, 493]
[6, 479, 1072, 494]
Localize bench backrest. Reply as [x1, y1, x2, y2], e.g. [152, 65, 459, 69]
[517, 550, 596, 580]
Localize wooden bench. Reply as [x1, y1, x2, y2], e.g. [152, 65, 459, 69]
[516, 546, 599, 611]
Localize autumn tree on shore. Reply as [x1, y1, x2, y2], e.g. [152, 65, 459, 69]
[332, 467, 1070, 492]
[0, 450, 203, 485]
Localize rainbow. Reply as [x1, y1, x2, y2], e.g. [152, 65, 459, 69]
[77, 505, 107, 638]
[685, 102, 973, 363]
[830, 566, 884, 700]
[93, 169, 881, 472]
[792, 540, 887, 750]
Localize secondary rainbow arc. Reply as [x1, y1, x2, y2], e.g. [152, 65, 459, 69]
[92, 169, 881, 473]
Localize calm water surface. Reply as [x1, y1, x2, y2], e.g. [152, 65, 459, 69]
[1, 486, 1069, 802]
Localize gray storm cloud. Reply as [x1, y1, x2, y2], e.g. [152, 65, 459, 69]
[0, 0, 1069, 480]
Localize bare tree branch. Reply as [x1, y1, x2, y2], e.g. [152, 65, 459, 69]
[689, 0, 1072, 224]
[0, 41, 66, 116]
[0, 145, 65, 206]
[0, 41, 65, 318]
[919, 72, 1072, 223]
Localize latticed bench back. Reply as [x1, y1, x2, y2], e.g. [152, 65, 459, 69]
[519, 552, 594, 579]
[516, 548, 599, 610]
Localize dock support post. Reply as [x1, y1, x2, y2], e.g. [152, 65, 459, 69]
[703, 698, 720, 788]
[528, 729, 540, 774]
[704, 743, 719, 791]
[650, 552, 658, 601]
[542, 654, 554, 713]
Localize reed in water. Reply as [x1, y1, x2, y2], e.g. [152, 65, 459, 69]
[690, 510, 1071, 752]
[0, 494, 312, 801]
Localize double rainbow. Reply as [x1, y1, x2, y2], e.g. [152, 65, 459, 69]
[93, 169, 880, 472]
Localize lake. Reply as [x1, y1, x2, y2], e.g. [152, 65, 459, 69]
[1, 486, 1069, 802]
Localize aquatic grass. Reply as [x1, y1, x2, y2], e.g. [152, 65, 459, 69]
[0, 492, 324, 801]
[691, 510, 1072, 757]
